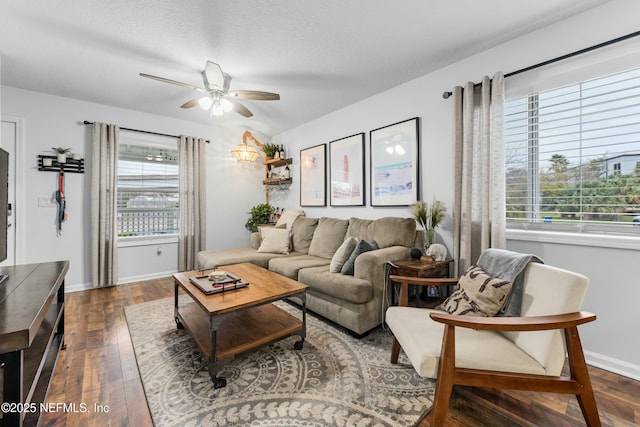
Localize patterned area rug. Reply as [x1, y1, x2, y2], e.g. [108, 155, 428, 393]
[125, 297, 434, 426]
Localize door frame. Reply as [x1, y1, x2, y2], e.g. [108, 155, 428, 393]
[1, 116, 25, 265]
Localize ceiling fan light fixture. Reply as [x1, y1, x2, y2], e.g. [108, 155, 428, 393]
[198, 96, 213, 110]
[231, 142, 260, 162]
[211, 100, 224, 116]
[220, 98, 233, 112]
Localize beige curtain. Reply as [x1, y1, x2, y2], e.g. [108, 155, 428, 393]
[452, 73, 506, 275]
[91, 122, 119, 287]
[178, 135, 207, 271]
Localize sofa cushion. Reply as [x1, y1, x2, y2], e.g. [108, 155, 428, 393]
[307, 217, 349, 259]
[197, 247, 295, 270]
[372, 217, 416, 248]
[329, 237, 358, 273]
[340, 239, 378, 276]
[346, 217, 375, 242]
[257, 227, 290, 254]
[298, 266, 373, 304]
[440, 265, 512, 317]
[291, 216, 318, 254]
[268, 255, 330, 280]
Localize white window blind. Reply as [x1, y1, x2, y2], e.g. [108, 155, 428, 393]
[117, 143, 179, 237]
[505, 67, 640, 234]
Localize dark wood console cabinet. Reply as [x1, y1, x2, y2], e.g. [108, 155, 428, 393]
[0, 261, 68, 427]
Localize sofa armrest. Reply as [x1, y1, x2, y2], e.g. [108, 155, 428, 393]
[353, 246, 411, 295]
[250, 231, 261, 249]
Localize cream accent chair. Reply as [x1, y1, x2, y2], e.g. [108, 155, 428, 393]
[386, 262, 600, 426]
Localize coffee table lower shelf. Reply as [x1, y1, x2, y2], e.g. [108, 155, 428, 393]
[175, 301, 305, 387]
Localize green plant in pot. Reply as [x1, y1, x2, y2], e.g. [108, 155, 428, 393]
[262, 143, 278, 159]
[245, 203, 275, 232]
[52, 147, 72, 163]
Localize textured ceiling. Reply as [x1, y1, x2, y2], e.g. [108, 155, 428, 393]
[0, 0, 609, 135]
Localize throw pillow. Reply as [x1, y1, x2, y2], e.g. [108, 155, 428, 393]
[275, 209, 305, 229]
[307, 217, 349, 259]
[257, 227, 290, 254]
[329, 237, 358, 273]
[291, 216, 318, 254]
[340, 240, 378, 276]
[439, 265, 512, 317]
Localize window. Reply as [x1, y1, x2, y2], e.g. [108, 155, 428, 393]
[505, 67, 640, 233]
[117, 141, 179, 238]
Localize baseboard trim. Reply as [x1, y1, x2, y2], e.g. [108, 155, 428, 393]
[585, 350, 640, 381]
[64, 271, 176, 293]
[117, 270, 176, 285]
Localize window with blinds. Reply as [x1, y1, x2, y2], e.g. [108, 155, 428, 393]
[117, 143, 179, 237]
[505, 67, 640, 234]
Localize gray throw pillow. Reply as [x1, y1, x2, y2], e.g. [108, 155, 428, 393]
[340, 240, 378, 276]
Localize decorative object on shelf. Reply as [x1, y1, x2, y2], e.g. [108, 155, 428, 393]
[370, 117, 420, 206]
[410, 198, 446, 253]
[410, 247, 422, 259]
[426, 243, 448, 262]
[52, 147, 72, 163]
[37, 155, 85, 173]
[300, 143, 326, 207]
[330, 133, 365, 206]
[284, 164, 290, 179]
[231, 131, 262, 162]
[244, 203, 275, 232]
[262, 143, 279, 160]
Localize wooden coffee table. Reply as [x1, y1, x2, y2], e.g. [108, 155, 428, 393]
[172, 262, 308, 388]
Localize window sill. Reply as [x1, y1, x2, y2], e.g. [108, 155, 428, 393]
[118, 235, 179, 248]
[506, 228, 640, 250]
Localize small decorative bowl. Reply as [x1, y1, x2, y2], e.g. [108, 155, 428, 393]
[208, 271, 228, 281]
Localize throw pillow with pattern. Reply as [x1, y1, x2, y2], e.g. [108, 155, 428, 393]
[439, 265, 512, 317]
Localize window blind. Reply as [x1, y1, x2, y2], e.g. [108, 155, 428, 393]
[117, 143, 179, 237]
[505, 67, 640, 234]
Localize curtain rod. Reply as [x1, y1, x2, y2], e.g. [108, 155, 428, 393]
[82, 120, 210, 143]
[442, 29, 640, 99]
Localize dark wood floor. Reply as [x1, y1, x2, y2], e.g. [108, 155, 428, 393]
[40, 277, 640, 427]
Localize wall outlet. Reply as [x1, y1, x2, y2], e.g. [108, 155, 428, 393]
[38, 196, 57, 207]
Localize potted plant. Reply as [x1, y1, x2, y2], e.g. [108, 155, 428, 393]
[52, 147, 72, 163]
[245, 203, 275, 232]
[409, 199, 446, 253]
[262, 143, 278, 160]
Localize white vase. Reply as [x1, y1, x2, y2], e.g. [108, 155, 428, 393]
[57, 153, 66, 163]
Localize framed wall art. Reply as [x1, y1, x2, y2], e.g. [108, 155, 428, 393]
[300, 143, 327, 206]
[329, 133, 365, 206]
[369, 117, 420, 206]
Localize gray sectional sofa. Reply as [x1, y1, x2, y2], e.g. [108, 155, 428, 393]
[197, 216, 421, 335]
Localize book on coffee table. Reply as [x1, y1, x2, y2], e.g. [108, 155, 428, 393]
[189, 273, 249, 295]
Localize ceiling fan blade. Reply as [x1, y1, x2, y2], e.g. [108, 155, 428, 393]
[227, 98, 253, 118]
[140, 73, 205, 92]
[180, 98, 203, 109]
[202, 61, 225, 91]
[228, 90, 280, 101]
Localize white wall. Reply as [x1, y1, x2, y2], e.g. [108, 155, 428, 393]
[1, 86, 264, 288]
[272, 0, 640, 378]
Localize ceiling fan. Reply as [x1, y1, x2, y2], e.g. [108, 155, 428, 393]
[139, 61, 280, 118]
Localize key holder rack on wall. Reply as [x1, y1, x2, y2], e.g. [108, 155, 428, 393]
[37, 155, 85, 173]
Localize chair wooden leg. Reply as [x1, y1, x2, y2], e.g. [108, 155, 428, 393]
[390, 337, 401, 364]
[565, 326, 601, 427]
[430, 324, 456, 426]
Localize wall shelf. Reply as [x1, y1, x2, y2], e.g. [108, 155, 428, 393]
[263, 178, 292, 186]
[37, 155, 85, 173]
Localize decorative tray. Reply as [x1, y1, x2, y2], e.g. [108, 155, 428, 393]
[189, 273, 249, 295]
